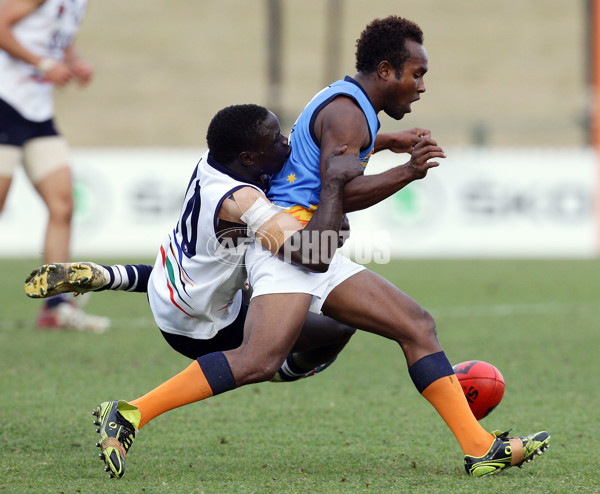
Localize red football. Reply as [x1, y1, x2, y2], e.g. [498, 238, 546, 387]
[452, 360, 505, 420]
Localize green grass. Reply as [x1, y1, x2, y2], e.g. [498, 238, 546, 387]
[1, 258, 599, 493]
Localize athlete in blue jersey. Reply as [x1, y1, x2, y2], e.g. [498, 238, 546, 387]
[269, 76, 381, 212]
[246, 15, 549, 478]
[269, 71, 436, 224]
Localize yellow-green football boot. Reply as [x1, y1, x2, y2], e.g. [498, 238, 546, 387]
[464, 430, 550, 477]
[92, 401, 141, 479]
[24, 262, 109, 298]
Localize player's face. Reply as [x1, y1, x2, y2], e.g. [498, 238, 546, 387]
[383, 40, 428, 120]
[253, 111, 291, 176]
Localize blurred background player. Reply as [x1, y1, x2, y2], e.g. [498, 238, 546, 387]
[0, 0, 108, 332]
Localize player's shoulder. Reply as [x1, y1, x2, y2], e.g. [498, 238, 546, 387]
[316, 97, 370, 151]
[219, 185, 268, 223]
[319, 95, 367, 128]
[230, 185, 266, 203]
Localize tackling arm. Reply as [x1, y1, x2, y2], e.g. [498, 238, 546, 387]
[220, 152, 363, 273]
[279, 152, 362, 271]
[219, 188, 342, 273]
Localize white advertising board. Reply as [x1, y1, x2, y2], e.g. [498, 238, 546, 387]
[1, 149, 201, 258]
[344, 148, 598, 259]
[0, 147, 597, 259]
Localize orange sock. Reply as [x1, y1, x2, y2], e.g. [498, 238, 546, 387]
[422, 375, 495, 456]
[130, 360, 214, 429]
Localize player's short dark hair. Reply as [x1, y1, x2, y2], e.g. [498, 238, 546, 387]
[355, 16, 424, 74]
[207, 104, 270, 163]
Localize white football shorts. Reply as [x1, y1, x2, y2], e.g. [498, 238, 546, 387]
[245, 243, 365, 314]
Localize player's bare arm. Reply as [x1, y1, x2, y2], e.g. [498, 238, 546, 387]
[315, 97, 445, 213]
[373, 128, 431, 154]
[286, 151, 364, 271]
[0, 0, 71, 85]
[342, 136, 445, 212]
[218, 151, 362, 272]
[218, 186, 305, 256]
[0, 0, 45, 65]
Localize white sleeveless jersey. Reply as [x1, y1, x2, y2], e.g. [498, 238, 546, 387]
[148, 151, 264, 339]
[0, 0, 87, 121]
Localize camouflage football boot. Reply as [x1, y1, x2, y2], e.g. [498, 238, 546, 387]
[92, 401, 141, 479]
[25, 262, 109, 298]
[464, 430, 550, 477]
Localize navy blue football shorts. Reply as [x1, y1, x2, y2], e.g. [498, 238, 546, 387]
[0, 97, 59, 147]
[160, 304, 247, 360]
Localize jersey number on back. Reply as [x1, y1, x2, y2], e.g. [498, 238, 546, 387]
[180, 181, 201, 257]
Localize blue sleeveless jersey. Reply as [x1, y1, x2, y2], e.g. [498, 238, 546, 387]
[267, 76, 380, 209]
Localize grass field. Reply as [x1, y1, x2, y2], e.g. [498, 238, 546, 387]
[1, 258, 599, 493]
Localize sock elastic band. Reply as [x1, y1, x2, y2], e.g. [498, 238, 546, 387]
[197, 352, 236, 395]
[408, 351, 454, 393]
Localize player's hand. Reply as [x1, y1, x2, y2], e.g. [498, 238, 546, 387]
[376, 128, 432, 154]
[406, 136, 446, 179]
[43, 61, 72, 86]
[68, 59, 94, 86]
[323, 146, 364, 185]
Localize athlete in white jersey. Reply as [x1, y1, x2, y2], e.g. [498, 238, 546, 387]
[25, 104, 363, 361]
[22, 104, 365, 479]
[0, 0, 105, 332]
[145, 105, 362, 361]
[147, 150, 263, 340]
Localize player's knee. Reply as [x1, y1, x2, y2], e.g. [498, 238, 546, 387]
[229, 349, 285, 385]
[417, 308, 437, 337]
[400, 308, 438, 346]
[46, 194, 74, 223]
[240, 360, 282, 384]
